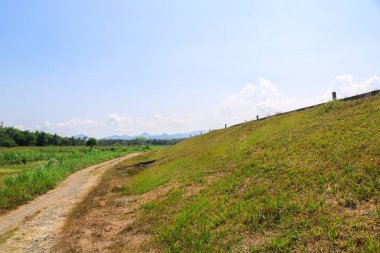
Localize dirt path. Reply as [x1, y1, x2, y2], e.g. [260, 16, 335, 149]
[0, 153, 140, 253]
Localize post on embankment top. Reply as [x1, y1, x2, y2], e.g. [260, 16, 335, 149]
[225, 124, 227, 129]
[332, 92, 337, 101]
[256, 115, 259, 120]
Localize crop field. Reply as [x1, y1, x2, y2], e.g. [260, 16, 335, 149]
[0, 145, 158, 213]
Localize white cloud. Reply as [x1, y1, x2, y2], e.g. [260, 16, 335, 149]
[106, 113, 187, 135]
[329, 75, 380, 98]
[38, 118, 101, 136]
[48, 118, 100, 129]
[107, 114, 141, 126]
[219, 78, 285, 118]
[14, 125, 26, 131]
[215, 75, 380, 126]
[17, 75, 380, 137]
[217, 78, 318, 123]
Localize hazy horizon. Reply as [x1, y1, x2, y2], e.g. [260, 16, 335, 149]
[1, 0, 380, 137]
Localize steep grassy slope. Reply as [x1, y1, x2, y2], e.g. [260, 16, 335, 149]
[59, 95, 380, 252]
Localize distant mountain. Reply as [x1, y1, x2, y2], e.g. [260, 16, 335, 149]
[73, 134, 88, 139]
[105, 135, 135, 140]
[103, 130, 205, 140]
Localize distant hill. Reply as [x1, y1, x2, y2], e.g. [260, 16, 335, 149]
[73, 134, 88, 139]
[103, 130, 205, 140]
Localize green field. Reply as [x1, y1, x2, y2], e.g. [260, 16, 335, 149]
[0, 145, 158, 213]
[109, 95, 380, 252]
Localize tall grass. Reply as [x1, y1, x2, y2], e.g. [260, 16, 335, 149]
[0, 146, 154, 212]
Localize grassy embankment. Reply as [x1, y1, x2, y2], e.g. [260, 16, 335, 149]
[59, 95, 379, 252]
[0, 146, 159, 213]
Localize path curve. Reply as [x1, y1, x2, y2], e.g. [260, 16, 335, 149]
[0, 153, 140, 252]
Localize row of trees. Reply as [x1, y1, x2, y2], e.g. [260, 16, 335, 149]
[97, 137, 183, 146]
[0, 127, 86, 147]
[0, 126, 182, 148]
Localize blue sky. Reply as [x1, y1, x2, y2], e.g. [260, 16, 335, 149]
[1, 0, 380, 137]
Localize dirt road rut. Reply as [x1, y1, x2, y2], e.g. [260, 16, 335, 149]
[0, 153, 140, 252]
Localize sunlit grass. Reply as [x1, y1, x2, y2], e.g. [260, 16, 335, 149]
[116, 95, 380, 252]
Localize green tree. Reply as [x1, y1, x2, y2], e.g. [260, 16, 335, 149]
[48, 134, 60, 146]
[86, 137, 97, 150]
[23, 131, 37, 146]
[0, 126, 86, 147]
[36, 132, 47, 146]
[134, 137, 146, 146]
[0, 136, 17, 147]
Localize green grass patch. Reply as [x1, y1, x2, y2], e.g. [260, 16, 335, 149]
[115, 95, 380, 252]
[0, 145, 160, 212]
